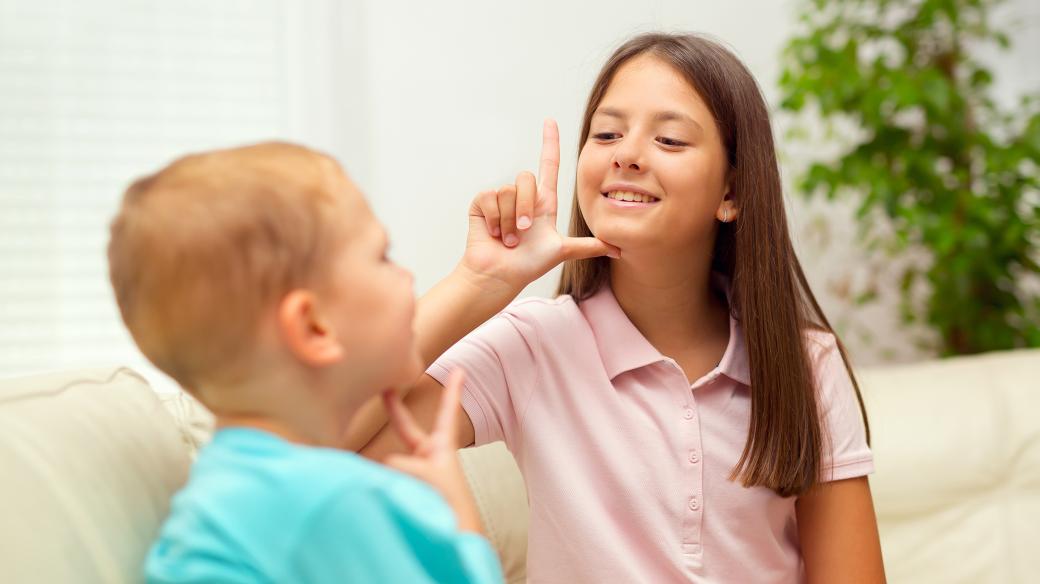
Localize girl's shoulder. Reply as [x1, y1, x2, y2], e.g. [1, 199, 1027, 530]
[501, 294, 585, 326]
[801, 327, 858, 399]
[804, 327, 841, 358]
[489, 294, 595, 349]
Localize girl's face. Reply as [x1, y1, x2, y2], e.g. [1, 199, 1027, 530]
[576, 54, 731, 255]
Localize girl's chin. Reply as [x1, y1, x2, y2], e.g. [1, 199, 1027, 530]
[587, 226, 654, 251]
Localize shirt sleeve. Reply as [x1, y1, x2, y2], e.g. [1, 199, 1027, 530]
[292, 485, 504, 584]
[809, 332, 875, 482]
[427, 311, 539, 448]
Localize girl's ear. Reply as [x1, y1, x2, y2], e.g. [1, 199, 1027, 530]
[277, 290, 344, 367]
[716, 184, 739, 223]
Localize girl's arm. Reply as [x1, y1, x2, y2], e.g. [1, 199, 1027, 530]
[796, 476, 886, 583]
[342, 119, 618, 455]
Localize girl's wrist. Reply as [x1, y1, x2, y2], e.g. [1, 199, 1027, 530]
[452, 262, 524, 302]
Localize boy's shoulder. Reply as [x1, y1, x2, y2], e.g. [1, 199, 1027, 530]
[158, 429, 455, 549]
[148, 429, 467, 582]
[188, 428, 441, 509]
[162, 427, 453, 547]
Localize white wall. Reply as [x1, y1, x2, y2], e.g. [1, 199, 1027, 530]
[352, 0, 794, 298]
[348, 0, 1040, 365]
[0, 0, 1036, 390]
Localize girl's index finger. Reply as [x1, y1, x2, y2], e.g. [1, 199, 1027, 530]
[538, 118, 561, 212]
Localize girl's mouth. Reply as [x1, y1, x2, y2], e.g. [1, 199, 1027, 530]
[602, 190, 661, 206]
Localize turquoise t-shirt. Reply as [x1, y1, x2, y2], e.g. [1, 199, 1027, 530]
[146, 428, 503, 584]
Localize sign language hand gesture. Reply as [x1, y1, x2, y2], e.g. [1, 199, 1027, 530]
[381, 370, 483, 533]
[461, 119, 619, 292]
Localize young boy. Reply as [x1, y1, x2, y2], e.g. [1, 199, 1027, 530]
[108, 142, 503, 583]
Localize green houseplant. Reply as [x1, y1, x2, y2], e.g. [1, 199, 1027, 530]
[779, 0, 1040, 356]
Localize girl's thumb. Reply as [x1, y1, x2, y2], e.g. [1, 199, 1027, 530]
[560, 236, 620, 261]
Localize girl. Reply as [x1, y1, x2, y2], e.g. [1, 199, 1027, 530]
[353, 32, 885, 583]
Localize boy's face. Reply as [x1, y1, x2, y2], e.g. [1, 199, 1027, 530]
[321, 171, 423, 398]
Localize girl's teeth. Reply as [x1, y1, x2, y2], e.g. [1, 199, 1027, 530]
[607, 191, 657, 203]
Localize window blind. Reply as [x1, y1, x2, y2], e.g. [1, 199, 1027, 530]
[0, 0, 291, 392]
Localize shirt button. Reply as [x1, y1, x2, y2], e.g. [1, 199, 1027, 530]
[683, 407, 694, 420]
[688, 450, 700, 464]
[688, 497, 700, 511]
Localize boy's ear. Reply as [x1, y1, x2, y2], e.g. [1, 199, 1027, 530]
[277, 290, 344, 367]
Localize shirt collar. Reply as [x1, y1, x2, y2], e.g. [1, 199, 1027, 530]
[579, 275, 751, 386]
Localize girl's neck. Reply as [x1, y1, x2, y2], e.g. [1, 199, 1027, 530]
[609, 248, 729, 355]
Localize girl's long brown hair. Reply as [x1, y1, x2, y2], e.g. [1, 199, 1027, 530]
[557, 32, 869, 497]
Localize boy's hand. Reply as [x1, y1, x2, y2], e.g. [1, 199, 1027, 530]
[381, 370, 483, 534]
[460, 119, 619, 293]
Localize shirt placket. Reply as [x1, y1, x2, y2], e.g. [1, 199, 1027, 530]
[679, 393, 705, 557]
[676, 365, 721, 559]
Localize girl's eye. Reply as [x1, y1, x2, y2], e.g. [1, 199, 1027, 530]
[592, 132, 620, 141]
[657, 137, 688, 147]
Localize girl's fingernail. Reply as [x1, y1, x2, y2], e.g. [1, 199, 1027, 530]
[491, 226, 501, 237]
[517, 216, 532, 230]
[503, 233, 518, 247]
[608, 250, 621, 259]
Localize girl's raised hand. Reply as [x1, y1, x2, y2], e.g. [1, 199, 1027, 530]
[461, 119, 619, 292]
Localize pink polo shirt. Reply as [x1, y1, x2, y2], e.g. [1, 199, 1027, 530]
[427, 284, 873, 583]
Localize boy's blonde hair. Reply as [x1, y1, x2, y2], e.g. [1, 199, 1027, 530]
[108, 142, 343, 391]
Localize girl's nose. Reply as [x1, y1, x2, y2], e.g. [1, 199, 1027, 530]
[611, 139, 644, 172]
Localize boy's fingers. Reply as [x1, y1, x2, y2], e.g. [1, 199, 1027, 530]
[381, 389, 426, 450]
[560, 236, 621, 261]
[515, 171, 536, 231]
[474, 189, 501, 238]
[497, 184, 519, 247]
[432, 370, 464, 444]
[385, 454, 425, 478]
[538, 118, 560, 215]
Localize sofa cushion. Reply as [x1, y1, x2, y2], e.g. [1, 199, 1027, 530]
[860, 348, 1040, 584]
[459, 442, 528, 584]
[0, 367, 192, 584]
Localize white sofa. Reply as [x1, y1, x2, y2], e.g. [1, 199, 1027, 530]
[0, 349, 1037, 583]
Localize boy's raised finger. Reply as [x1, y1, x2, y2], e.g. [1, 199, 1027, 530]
[381, 388, 426, 450]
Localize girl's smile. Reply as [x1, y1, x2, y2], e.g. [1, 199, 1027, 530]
[600, 183, 662, 208]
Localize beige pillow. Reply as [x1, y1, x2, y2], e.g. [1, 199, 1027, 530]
[0, 368, 192, 584]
